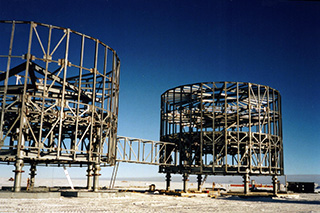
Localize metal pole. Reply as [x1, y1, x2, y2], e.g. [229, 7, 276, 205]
[243, 173, 250, 194]
[166, 172, 171, 191]
[272, 175, 278, 195]
[14, 114, 27, 192]
[13, 21, 33, 193]
[183, 173, 188, 193]
[87, 164, 94, 190]
[0, 21, 15, 141]
[29, 163, 37, 190]
[13, 158, 24, 192]
[93, 163, 101, 192]
[197, 174, 202, 191]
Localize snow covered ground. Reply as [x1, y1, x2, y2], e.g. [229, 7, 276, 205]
[0, 192, 319, 212]
[0, 178, 319, 212]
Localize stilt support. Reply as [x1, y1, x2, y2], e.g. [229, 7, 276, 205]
[243, 173, 250, 194]
[183, 173, 189, 193]
[166, 172, 171, 191]
[28, 163, 37, 190]
[13, 159, 24, 192]
[197, 175, 202, 191]
[93, 163, 101, 192]
[87, 164, 94, 190]
[272, 176, 278, 195]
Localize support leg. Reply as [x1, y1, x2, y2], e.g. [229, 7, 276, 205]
[183, 173, 189, 193]
[272, 176, 278, 195]
[197, 174, 202, 191]
[166, 172, 171, 191]
[243, 174, 250, 194]
[29, 163, 37, 190]
[87, 164, 94, 190]
[13, 159, 24, 192]
[93, 163, 101, 192]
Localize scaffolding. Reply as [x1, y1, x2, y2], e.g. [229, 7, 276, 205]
[159, 82, 283, 191]
[0, 21, 120, 191]
[0, 21, 284, 195]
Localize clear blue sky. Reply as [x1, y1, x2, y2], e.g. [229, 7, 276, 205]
[0, 0, 319, 179]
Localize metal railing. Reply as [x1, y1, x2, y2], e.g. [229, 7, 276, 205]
[116, 136, 176, 166]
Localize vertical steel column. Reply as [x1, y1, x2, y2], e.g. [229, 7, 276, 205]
[248, 83, 252, 172]
[224, 83, 228, 172]
[243, 173, 250, 194]
[0, 21, 15, 141]
[212, 83, 216, 173]
[267, 88, 272, 173]
[258, 85, 262, 172]
[278, 93, 284, 174]
[182, 173, 188, 192]
[178, 87, 182, 171]
[236, 83, 240, 172]
[13, 158, 24, 192]
[38, 25, 52, 154]
[93, 163, 101, 191]
[14, 22, 34, 192]
[87, 164, 94, 190]
[199, 84, 204, 173]
[197, 174, 202, 191]
[272, 175, 278, 195]
[74, 34, 85, 159]
[57, 28, 70, 159]
[100, 46, 108, 162]
[166, 172, 171, 191]
[91, 40, 98, 163]
[179, 87, 183, 171]
[29, 163, 37, 190]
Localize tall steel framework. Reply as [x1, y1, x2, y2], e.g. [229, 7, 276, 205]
[0, 21, 285, 195]
[160, 82, 283, 193]
[0, 21, 120, 191]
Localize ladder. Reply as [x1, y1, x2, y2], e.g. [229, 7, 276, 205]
[199, 174, 208, 191]
[109, 161, 120, 189]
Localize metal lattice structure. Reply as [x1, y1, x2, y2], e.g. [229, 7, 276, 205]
[159, 82, 283, 178]
[0, 21, 284, 194]
[116, 136, 175, 165]
[0, 21, 120, 191]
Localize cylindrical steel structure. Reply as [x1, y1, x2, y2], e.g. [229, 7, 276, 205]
[160, 82, 283, 176]
[0, 21, 120, 167]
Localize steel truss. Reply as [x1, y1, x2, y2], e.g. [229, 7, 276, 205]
[116, 136, 175, 166]
[160, 82, 283, 176]
[0, 21, 120, 191]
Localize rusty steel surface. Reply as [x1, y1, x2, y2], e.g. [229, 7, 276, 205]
[159, 82, 283, 176]
[0, 21, 120, 167]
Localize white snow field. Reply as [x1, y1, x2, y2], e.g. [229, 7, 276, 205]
[0, 178, 319, 212]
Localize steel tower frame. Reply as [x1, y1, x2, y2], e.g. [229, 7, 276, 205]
[0, 21, 120, 191]
[160, 82, 283, 192]
[0, 21, 284, 195]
